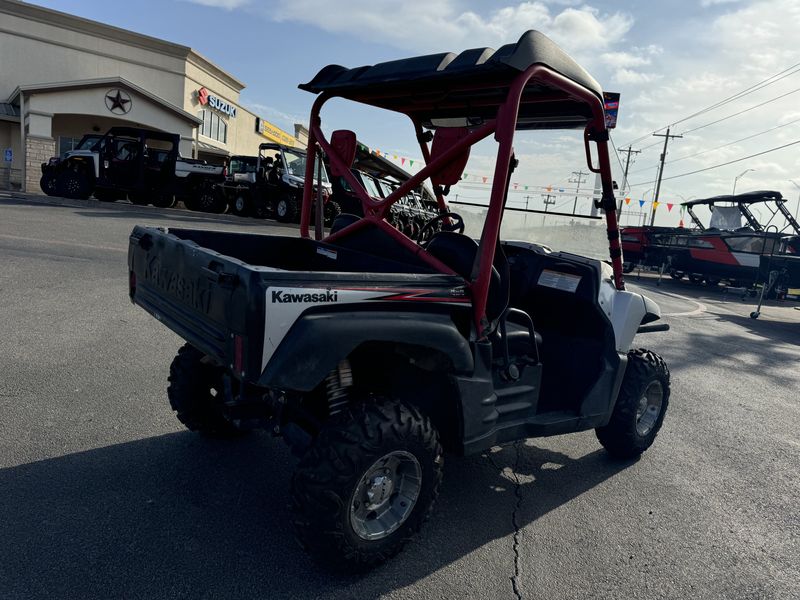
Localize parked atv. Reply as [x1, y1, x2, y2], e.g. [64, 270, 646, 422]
[40, 127, 223, 209]
[217, 143, 335, 224]
[128, 30, 670, 571]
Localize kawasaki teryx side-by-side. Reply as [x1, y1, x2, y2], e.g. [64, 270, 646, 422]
[128, 31, 671, 570]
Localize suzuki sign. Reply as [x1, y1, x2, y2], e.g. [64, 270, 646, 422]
[197, 87, 237, 118]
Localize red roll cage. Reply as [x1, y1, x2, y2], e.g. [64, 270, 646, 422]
[297, 31, 625, 338]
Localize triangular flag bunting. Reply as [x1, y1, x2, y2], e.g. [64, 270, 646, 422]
[667, 203, 674, 212]
[639, 200, 645, 207]
[513, 183, 518, 190]
[376, 150, 381, 156]
[393, 155, 397, 160]
[482, 176, 488, 183]
[546, 185, 552, 192]
[401, 157, 406, 165]
[679, 219, 685, 228]
[524, 186, 528, 191]
[409, 160, 414, 167]
[624, 197, 631, 205]
[653, 201, 659, 210]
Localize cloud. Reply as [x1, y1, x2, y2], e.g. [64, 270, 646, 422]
[268, 1, 633, 56]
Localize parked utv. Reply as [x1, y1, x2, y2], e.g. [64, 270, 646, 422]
[40, 127, 223, 208]
[217, 142, 335, 223]
[128, 31, 671, 571]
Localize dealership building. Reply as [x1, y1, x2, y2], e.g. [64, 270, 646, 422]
[0, 0, 304, 193]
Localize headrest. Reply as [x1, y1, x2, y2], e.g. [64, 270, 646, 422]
[329, 130, 357, 177]
[430, 128, 471, 187]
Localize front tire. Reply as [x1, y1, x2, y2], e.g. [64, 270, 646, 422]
[56, 170, 92, 199]
[291, 398, 443, 571]
[230, 193, 250, 217]
[167, 344, 246, 437]
[40, 172, 58, 196]
[596, 349, 670, 459]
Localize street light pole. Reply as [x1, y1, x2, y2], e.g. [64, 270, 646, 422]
[733, 168, 755, 195]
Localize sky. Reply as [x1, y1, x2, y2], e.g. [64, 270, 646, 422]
[31, 0, 800, 227]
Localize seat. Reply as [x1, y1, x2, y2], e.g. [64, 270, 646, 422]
[425, 231, 505, 322]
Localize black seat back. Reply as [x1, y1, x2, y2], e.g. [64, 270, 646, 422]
[426, 231, 507, 323]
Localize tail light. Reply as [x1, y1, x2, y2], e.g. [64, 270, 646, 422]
[222, 165, 228, 177]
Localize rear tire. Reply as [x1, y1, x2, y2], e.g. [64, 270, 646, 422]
[291, 398, 443, 571]
[274, 194, 298, 223]
[167, 344, 247, 437]
[669, 270, 684, 280]
[230, 193, 250, 217]
[151, 193, 176, 208]
[323, 200, 341, 227]
[596, 349, 670, 459]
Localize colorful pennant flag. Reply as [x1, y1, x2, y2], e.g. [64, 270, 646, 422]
[653, 201, 660, 210]
[513, 183, 518, 190]
[401, 157, 406, 166]
[639, 199, 645, 207]
[624, 197, 631, 205]
[679, 219, 685, 228]
[393, 155, 397, 160]
[482, 176, 488, 183]
[409, 160, 414, 167]
[667, 203, 674, 212]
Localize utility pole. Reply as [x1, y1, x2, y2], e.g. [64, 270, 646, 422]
[570, 170, 588, 215]
[616, 145, 641, 216]
[651, 128, 682, 225]
[542, 193, 556, 226]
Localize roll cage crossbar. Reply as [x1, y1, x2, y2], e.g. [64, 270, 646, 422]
[298, 32, 624, 338]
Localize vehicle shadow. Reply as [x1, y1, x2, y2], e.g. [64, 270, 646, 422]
[0, 432, 631, 599]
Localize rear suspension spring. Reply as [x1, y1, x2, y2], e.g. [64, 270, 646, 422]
[325, 359, 353, 416]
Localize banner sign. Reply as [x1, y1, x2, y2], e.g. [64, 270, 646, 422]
[197, 87, 236, 118]
[256, 117, 296, 147]
[603, 92, 621, 129]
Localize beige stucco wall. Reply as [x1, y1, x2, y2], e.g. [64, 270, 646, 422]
[0, 11, 187, 104]
[0, 120, 23, 188]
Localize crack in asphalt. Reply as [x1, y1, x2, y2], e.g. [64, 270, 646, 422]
[509, 442, 524, 600]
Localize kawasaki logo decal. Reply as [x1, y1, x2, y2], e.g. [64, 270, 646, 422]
[271, 290, 338, 303]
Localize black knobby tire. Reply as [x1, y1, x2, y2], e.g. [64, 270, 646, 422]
[167, 344, 246, 437]
[669, 270, 684, 280]
[323, 200, 341, 227]
[230, 193, 250, 217]
[291, 398, 443, 571]
[688, 273, 704, 285]
[151, 193, 176, 208]
[622, 262, 635, 274]
[56, 170, 92, 199]
[40, 172, 58, 196]
[274, 194, 299, 223]
[596, 349, 670, 459]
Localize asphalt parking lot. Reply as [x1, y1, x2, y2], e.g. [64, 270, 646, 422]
[1, 193, 798, 600]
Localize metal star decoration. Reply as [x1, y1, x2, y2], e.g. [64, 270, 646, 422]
[105, 89, 131, 114]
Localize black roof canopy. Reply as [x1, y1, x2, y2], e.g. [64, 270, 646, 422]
[300, 30, 604, 130]
[683, 191, 784, 207]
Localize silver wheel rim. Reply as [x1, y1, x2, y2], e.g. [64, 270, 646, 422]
[636, 380, 663, 437]
[235, 196, 245, 212]
[277, 200, 287, 217]
[349, 450, 422, 541]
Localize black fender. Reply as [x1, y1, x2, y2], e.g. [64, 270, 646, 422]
[258, 310, 474, 391]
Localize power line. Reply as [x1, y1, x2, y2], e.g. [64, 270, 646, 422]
[682, 86, 800, 134]
[629, 138, 800, 186]
[629, 115, 800, 174]
[621, 60, 800, 147]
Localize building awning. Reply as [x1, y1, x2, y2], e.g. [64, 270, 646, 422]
[0, 103, 20, 122]
[195, 140, 229, 156]
[7, 77, 201, 126]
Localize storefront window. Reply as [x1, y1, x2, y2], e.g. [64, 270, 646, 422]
[58, 136, 82, 156]
[197, 109, 227, 144]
